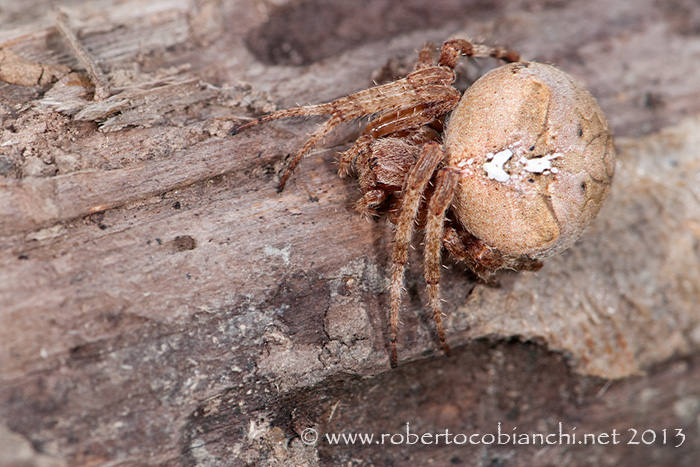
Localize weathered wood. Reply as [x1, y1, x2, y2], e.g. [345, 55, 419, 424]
[1, 0, 700, 465]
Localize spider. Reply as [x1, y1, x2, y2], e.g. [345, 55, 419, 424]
[234, 39, 615, 367]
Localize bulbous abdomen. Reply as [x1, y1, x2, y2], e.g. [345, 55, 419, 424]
[445, 61, 615, 260]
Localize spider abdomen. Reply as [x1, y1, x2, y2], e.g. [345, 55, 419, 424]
[445, 61, 615, 261]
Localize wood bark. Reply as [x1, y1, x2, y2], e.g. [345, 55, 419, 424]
[1, 0, 700, 465]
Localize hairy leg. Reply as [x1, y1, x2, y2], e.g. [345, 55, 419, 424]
[354, 189, 388, 218]
[233, 39, 519, 192]
[442, 225, 501, 281]
[234, 66, 457, 190]
[424, 168, 457, 356]
[363, 93, 459, 139]
[276, 114, 343, 191]
[389, 142, 444, 367]
[233, 66, 456, 136]
[338, 135, 372, 179]
[361, 38, 519, 143]
[438, 38, 520, 68]
[442, 224, 543, 281]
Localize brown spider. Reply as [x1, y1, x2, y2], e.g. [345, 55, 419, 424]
[234, 39, 615, 367]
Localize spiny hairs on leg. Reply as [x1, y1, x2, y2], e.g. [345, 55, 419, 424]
[423, 168, 457, 357]
[438, 39, 520, 68]
[389, 142, 444, 367]
[276, 114, 343, 191]
[231, 102, 335, 135]
[232, 103, 343, 191]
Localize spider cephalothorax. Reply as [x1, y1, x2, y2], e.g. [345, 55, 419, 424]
[234, 39, 615, 367]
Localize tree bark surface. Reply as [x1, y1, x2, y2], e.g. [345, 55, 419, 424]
[1, 0, 700, 465]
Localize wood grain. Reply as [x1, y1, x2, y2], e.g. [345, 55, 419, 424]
[1, 0, 699, 465]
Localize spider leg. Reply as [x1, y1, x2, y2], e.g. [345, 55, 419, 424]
[442, 225, 500, 282]
[232, 102, 336, 134]
[277, 114, 342, 191]
[354, 189, 388, 218]
[389, 141, 444, 367]
[442, 224, 543, 283]
[234, 66, 455, 137]
[438, 38, 520, 68]
[278, 82, 457, 190]
[442, 224, 471, 263]
[233, 67, 457, 190]
[338, 135, 373, 179]
[364, 88, 460, 138]
[424, 168, 457, 357]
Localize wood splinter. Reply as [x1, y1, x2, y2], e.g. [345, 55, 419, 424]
[52, 7, 111, 100]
